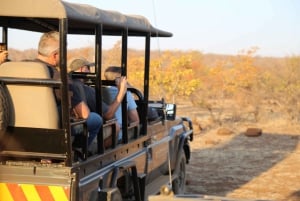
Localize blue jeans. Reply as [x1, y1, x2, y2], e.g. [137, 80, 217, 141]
[86, 112, 102, 145]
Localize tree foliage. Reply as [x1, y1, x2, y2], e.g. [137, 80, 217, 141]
[7, 45, 300, 124]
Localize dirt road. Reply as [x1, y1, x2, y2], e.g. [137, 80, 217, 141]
[185, 122, 300, 201]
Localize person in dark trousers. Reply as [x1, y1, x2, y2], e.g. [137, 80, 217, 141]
[68, 57, 128, 145]
[36, 31, 102, 148]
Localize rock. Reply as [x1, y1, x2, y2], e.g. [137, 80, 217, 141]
[205, 139, 220, 145]
[216, 127, 234, 136]
[244, 128, 262, 137]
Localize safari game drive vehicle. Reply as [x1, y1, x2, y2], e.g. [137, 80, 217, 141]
[0, 1, 193, 200]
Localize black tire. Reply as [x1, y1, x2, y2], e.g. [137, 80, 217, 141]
[0, 84, 10, 138]
[172, 151, 186, 194]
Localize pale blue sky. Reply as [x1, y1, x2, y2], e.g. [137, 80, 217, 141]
[6, 0, 300, 57]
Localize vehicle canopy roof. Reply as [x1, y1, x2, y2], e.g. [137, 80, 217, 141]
[0, 0, 172, 37]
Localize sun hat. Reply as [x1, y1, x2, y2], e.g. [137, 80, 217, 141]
[68, 57, 94, 72]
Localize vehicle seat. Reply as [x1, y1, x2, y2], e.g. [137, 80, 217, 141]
[102, 85, 121, 121]
[0, 61, 59, 129]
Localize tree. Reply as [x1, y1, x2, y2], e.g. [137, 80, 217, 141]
[149, 53, 200, 103]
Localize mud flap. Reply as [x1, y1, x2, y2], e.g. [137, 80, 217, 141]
[183, 140, 190, 164]
[98, 188, 122, 201]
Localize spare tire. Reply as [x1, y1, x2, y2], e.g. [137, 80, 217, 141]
[0, 84, 10, 137]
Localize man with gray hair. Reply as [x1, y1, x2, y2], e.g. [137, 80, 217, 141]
[37, 31, 60, 78]
[36, 31, 102, 148]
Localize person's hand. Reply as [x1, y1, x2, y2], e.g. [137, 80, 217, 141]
[0, 50, 8, 64]
[116, 76, 127, 102]
[118, 76, 127, 95]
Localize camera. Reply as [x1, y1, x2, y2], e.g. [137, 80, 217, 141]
[0, 43, 7, 52]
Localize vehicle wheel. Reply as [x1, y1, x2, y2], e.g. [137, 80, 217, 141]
[172, 151, 186, 194]
[0, 84, 10, 138]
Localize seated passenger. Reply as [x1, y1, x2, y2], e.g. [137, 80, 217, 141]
[35, 31, 102, 149]
[68, 57, 128, 143]
[103, 66, 140, 139]
[104, 67, 160, 124]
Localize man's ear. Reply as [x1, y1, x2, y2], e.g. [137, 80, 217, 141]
[52, 52, 60, 65]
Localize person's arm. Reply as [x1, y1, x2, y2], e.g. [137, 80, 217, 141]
[73, 101, 90, 119]
[126, 92, 140, 124]
[70, 82, 90, 119]
[128, 109, 139, 123]
[103, 76, 127, 120]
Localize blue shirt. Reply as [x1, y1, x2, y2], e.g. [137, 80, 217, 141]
[102, 86, 137, 140]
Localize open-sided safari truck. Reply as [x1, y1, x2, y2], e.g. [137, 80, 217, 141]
[0, 1, 193, 200]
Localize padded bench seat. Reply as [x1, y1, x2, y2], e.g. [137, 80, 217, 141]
[0, 61, 59, 129]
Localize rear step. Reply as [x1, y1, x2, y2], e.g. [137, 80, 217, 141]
[145, 175, 170, 197]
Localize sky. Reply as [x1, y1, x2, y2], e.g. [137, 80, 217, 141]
[5, 0, 300, 57]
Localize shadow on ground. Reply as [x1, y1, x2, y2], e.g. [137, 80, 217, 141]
[185, 131, 299, 200]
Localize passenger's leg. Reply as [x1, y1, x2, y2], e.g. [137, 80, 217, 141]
[86, 112, 102, 145]
[103, 123, 121, 147]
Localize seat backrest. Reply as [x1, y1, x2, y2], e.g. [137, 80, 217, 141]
[0, 61, 59, 129]
[102, 86, 122, 125]
[101, 86, 115, 105]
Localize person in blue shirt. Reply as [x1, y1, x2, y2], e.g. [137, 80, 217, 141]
[68, 58, 132, 143]
[103, 66, 140, 140]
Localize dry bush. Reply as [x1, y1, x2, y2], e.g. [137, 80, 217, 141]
[259, 56, 300, 124]
[190, 48, 300, 127]
[8, 46, 299, 125]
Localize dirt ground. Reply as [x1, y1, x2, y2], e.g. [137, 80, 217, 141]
[177, 104, 300, 201]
